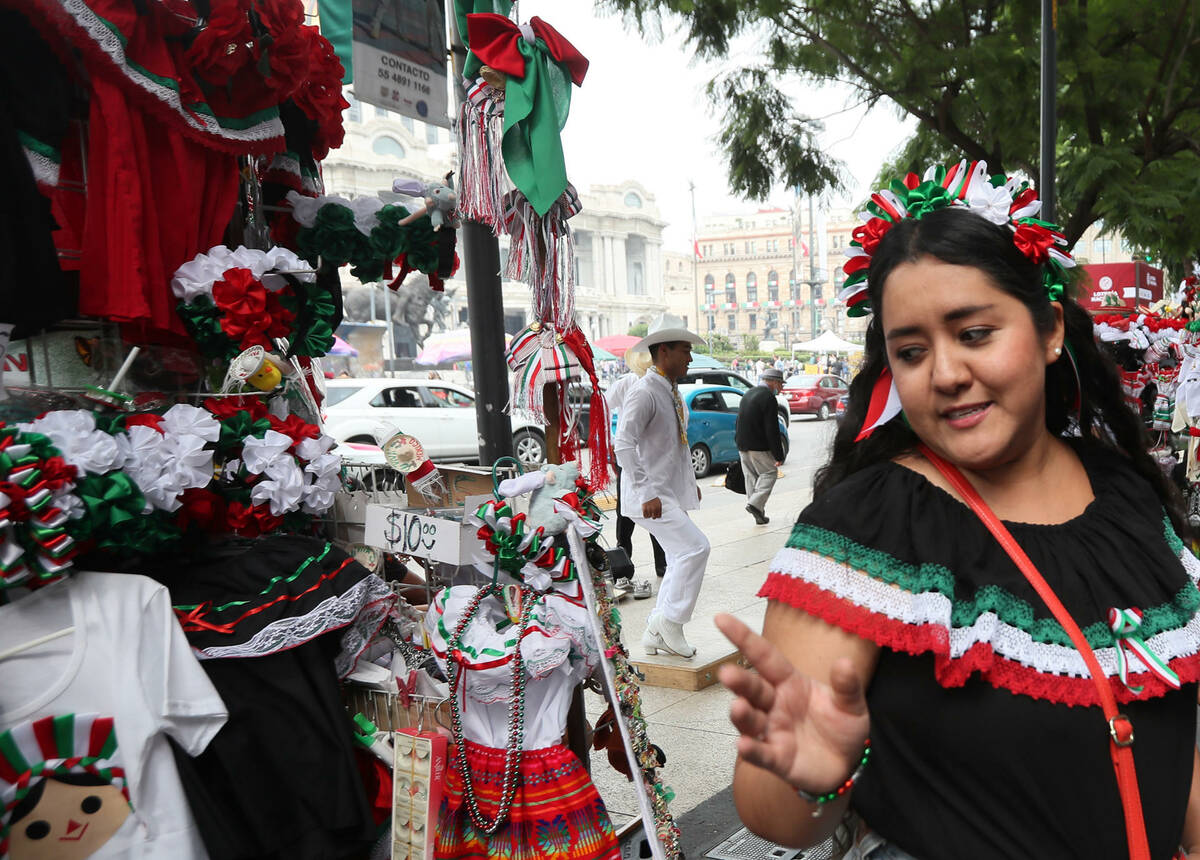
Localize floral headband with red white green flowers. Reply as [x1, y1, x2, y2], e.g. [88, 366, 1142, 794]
[838, 160, 1076, 317]
[844, 160, 1078, 442]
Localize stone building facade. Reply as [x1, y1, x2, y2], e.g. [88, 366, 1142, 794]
[321, 94, 668, 342]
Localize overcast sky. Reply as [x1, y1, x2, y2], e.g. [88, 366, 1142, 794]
[509, 0, 916, 252]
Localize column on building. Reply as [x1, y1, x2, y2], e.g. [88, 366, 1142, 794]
[610, 235, 628, 297]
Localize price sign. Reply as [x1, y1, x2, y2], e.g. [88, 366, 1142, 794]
[364, 505, 488, 565]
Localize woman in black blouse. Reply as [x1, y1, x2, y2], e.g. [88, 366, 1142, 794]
[717, 166, 1200, 859]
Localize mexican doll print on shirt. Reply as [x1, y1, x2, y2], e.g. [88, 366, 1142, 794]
[0, 714, 132, 860]
[0, 573, 228, 860]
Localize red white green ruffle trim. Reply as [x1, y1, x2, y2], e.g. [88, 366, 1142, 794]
[48, 0, 284, 154]
[759, 524, 1200, 707]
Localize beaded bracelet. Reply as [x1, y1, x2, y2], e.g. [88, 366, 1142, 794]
[795, 738, 871, 818]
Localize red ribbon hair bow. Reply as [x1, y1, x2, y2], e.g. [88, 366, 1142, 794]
[466, 14, 589, 86]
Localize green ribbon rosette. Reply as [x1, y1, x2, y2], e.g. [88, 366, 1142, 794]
[74, 473, 179, 554]
[296, 204, 373, 269]
[177, 296, 240, 361]
[217, 413, 271, 451]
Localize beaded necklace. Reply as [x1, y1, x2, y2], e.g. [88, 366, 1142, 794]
[446, 583, 536, 834]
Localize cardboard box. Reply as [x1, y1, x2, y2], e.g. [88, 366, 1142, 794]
[404, 464, 514, 509]
[392, 729, 447, 860]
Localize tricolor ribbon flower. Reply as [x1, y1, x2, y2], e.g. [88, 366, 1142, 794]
[838, 159, 1075, 319]
[841, 159, 1077, 442]
[1108, 607, 1181, 695]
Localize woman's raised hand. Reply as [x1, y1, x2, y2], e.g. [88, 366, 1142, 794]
[715, 612, 871, 794]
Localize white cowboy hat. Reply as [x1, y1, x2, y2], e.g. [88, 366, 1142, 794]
[630, 313, 705, 355]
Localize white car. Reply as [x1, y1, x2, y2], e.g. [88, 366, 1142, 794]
[322, 378, 547, 465]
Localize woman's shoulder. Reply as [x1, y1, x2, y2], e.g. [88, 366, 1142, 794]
[791, 459, 937, 557]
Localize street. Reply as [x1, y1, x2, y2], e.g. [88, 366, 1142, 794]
[700, 413, 839, 517]
[588, 412, 841, 844]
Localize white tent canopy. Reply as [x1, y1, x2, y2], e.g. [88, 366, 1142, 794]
[792, 330, 864, 353]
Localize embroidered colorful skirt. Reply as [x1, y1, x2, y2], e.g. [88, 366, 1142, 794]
[436, 741, 619, 860]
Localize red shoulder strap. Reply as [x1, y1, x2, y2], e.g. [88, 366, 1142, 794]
[917, 444, 1151, 860]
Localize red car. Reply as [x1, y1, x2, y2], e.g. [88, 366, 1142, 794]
[784, 374, 849, 419]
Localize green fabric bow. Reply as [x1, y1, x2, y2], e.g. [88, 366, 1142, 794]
[502, 37, 574, 217]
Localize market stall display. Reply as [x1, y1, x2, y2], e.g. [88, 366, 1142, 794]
[0, 1, 671, 859]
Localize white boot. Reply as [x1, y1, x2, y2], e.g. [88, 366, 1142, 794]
[642, 613, 696, 658]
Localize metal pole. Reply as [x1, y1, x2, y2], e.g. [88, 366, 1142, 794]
[450, 17, 513, 466]
[790, 191, 800, 320]
[690, 180, 701, 341]
[382, 281, 393, 377]
[808, 196, 819, 338]
[1040, 0, 1057, 223]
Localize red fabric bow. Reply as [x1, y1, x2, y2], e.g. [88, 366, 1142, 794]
[38, 457, 78, 492]
[226, 500, 283, 537]
[125, 414, 166, 433]
[204, 396, 270, 421]
[177, 488, 227, 533]
[396, 669, 418, 709]
[268, 413, 322, 448]
[1012, 222, 1057, 264]
[466, 14, 589, 86]
[213, 268, 273, 348]
[853, 217, 894, 256]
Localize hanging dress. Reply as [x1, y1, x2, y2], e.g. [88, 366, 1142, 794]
[426, 585, 620, 860]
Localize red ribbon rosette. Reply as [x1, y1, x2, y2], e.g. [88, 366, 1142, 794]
[852, 217, 894, 256]
[213, 268, 273, 349]
[226, 500, 284, 537]
[203, 395, 271, 421]
[268, 414, 322, 450]
[186, 0, 255, 82]
[1012, 222, 1057, 265]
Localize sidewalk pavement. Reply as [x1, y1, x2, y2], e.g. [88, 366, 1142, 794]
[584, 445, 828, 849]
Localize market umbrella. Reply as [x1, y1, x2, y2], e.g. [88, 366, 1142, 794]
[594, 334, 641, 357]
[791, 330, 864, 352]
[330, 335, 358, 356]
[415, 329, 511, 365]
[590, 344, 618, 362]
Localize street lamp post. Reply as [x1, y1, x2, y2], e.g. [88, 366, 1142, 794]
[805, 196, 822, 339]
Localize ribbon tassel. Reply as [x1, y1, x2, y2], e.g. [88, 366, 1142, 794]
[854, 367, 903, 442]
[1108, 607, 1181, 695]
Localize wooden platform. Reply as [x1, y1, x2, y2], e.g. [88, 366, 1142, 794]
[631, 647, 750, 692]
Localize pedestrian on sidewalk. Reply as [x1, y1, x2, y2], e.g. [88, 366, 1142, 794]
[614, 313, 711, 659]
[716, 168, 1200, 858]
[605, 351, 664, 594]
[735, 367, 786, 524]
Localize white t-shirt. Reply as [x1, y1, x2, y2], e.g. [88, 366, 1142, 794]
[0, 572, 227, 859]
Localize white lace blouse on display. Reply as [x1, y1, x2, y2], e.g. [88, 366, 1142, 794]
[425, 585, 598, 750]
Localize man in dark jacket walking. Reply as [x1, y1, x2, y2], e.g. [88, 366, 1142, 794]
[735, 367, 786, 524]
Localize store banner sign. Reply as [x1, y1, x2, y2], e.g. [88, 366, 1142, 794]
[351, 0, 450, 127]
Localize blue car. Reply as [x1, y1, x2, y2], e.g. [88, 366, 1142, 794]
[613, 384, 790, 478]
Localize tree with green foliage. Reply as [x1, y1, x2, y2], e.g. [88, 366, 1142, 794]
[628, 322, 649, 337]
[709, 333, 733, 353]
[599, 0, 1200, 272]
[743, 334, 760, 352]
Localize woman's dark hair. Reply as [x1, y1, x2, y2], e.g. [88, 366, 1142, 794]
[813, 207, 1186, 535]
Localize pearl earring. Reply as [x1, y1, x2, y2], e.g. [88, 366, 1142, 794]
[1054, 347, 1062, 356]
